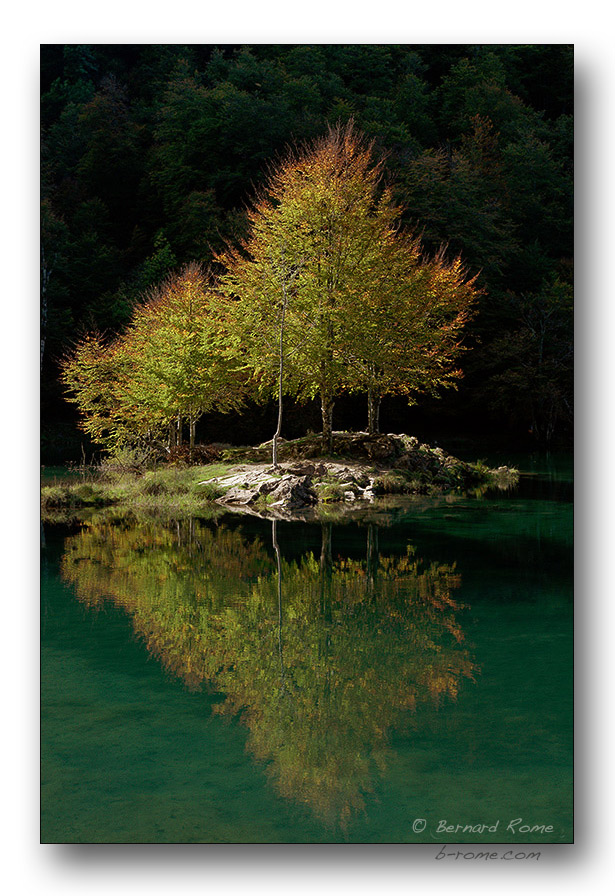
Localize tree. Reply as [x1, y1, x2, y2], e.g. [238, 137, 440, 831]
[219, 121, 478, 447]
[219, 239, 306, 467]
[42, 46, 573, 454]
[338, 236, 479, 433]
[127, 262, 242, 452]
[60, 331, 148, 451]
[61, 263, 243, 454]
[219, 121, 385, 451]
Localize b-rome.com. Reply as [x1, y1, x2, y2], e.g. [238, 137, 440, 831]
[435, 847, 541, 861]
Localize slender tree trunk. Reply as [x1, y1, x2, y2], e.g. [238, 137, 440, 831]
[273, 379, 283, 469]
[321, 390, 334, 454]
[273, 286, 289, 469]
[177, 414, 182, 447]
[168, 421, 176, 450]
[367, 386, 381, 435]
[189, 414, 195, 459]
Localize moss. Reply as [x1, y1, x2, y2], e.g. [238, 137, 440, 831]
[41, 481, 118, 509]
[254, 492, 278, 507]
[372, 471, 415, 495]
[314, 481, 345, 503]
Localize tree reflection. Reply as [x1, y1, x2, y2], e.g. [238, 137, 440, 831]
[61, 516, 475, 830]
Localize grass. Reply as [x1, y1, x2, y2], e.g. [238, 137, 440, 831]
[41, 462, 235, 516]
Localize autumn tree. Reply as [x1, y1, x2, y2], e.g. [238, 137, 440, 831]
[127, 262, 242, 452]
[42, 46, 573, 457]
[219, 121, 478, 446]
[61, 263, 242, 454]
[218, 121, 390, 452]
[219, 241, 306, 466]
[339, 235, 479, 433]
[60, 331, 140, 451]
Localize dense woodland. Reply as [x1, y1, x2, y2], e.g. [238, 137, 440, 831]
[41, 44, 573, 462]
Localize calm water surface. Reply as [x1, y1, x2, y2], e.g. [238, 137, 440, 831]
[41, 453, 573, 843]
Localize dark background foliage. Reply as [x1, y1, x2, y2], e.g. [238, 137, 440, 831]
[40, 44, 573, 462]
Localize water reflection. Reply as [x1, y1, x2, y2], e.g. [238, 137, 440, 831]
[61, 516, 475, 829]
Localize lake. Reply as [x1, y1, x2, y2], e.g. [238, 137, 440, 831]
[40, 452, 573, 843]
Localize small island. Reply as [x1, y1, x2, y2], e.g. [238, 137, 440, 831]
[41, 430, 517, 522]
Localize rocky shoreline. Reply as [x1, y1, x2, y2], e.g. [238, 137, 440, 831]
[202, 432, 518, 518]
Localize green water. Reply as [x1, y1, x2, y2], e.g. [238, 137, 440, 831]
[40, 453, 573, 843]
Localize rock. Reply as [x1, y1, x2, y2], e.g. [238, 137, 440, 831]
[268, 475, 317, 509]
[216, 487, 257, 506]
[364, 436, 396, 460]
[338, 469, 357, 485]
[202, 471, 279, 490]
[255, 477, 280, 495]
[216, 473, 316, 510]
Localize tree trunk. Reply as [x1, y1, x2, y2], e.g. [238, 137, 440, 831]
[367, 387, 381, 435]
[273, 385, 283, 469]
[177, 415, 183, 447]
[273, 287, 288, 469]
[321, 391, 334, 454]
[189, 415, 196, 459]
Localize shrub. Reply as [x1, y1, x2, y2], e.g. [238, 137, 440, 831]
[98, 446, 158, 477]
[166, 444, 226, 465]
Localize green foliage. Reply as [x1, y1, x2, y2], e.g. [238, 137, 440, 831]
[139, 231, 178, 288]
[61, 264, 244, 452]
[372, 471, 415, 494]
[314, 481, 346, 503]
